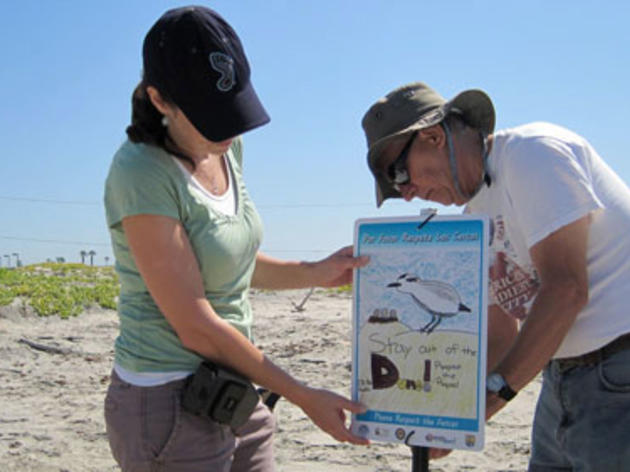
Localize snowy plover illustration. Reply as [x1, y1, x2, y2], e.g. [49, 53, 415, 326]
[387, 273, 471, 333]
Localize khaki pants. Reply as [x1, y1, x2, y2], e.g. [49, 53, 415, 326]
[104, 370, 275, 472]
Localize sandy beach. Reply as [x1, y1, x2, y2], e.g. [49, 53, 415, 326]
[0, 289, 539, 471]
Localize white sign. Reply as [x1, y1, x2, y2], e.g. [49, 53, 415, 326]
[351, 213, 488, 451]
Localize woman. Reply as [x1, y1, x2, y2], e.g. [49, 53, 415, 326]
[104, 6, 368, 471]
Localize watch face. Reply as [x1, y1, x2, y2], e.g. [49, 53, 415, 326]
[486, 373, 506, 392]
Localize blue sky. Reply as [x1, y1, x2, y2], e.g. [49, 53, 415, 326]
[1, 1, 628, 266]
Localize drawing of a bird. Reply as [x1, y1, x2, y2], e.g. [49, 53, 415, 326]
[387, 273, 471, 334]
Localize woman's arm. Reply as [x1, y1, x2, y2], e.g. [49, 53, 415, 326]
[122, 214, 369, 444]
[251, 247, 369, 290]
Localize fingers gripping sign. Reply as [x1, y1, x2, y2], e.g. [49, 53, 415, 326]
[299, 387, 370, 445]
[314, 246, 370, 288]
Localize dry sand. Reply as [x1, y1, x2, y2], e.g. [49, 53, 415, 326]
[0, 289, 539, 471]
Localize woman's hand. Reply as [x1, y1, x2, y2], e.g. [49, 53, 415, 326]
[313, 246, 370, 288]
[294, 386, 370, 445]
[252, 247, 369, 290]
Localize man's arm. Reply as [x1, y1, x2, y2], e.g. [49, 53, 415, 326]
[487, 304, 518, 372]
[490, 215, 590, 399]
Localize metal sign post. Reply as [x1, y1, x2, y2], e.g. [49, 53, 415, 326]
[411, 446, 429, 472]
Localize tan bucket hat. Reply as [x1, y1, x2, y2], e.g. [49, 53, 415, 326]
[362, 82, 495, 206]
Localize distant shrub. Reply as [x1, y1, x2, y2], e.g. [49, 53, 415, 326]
[0, 264, 119, 318]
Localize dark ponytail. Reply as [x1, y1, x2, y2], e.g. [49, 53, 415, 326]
[126, 79, 169, 146]
[125, 79, 195, 169]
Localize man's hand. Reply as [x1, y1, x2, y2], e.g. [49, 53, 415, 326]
[486, 392, 507, 420]
[429, 447, 453, 460]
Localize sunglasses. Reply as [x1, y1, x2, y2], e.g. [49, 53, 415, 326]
[386, 131, 417, 190]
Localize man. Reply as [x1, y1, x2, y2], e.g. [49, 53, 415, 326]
[361, 82, 630, 471]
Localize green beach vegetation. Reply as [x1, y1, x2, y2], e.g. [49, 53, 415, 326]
[329, 284, 352, 294]
[0, 263, 119, 318]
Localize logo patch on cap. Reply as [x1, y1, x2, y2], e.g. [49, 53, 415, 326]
[209, 52, 236, 92]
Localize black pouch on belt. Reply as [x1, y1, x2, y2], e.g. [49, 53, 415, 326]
[181, 360, 259, 429]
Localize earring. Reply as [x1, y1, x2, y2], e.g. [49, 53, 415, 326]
[161, 115, 169, 127]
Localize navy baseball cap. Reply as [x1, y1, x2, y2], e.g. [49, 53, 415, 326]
[143, 6, 270, 142]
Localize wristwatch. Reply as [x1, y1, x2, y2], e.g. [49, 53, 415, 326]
[486, 372, 517, 402]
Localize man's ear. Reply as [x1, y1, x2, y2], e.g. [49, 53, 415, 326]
[146, 86, 171, 116]
[418, 124, 446, 148]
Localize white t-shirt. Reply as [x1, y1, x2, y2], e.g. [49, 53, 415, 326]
[467, 122, 630, 358]
[172, 154, 237, 216]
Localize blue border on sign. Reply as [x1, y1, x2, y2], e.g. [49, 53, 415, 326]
[356, 410, 479, 431]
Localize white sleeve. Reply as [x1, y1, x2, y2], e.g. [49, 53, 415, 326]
[502, 136, 602, 248]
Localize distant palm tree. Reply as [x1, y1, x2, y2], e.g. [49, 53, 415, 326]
[104, 256, 110, 266]
[80, 250, 87, 264]
[56, 257, 65, 263]
[12, 253, 20, 267]
[88, 250, 96, 266]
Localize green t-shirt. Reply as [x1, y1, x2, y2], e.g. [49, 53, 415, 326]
[104, 138, 263, 372]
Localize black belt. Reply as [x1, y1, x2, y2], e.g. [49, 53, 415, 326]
[554, 333, 630, 371]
